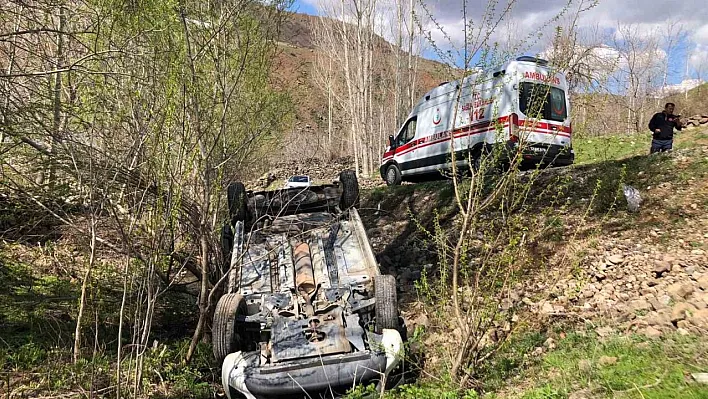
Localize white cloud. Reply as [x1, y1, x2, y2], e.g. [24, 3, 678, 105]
[689, 45, 708, 76]
[303, 0, 708, 80]
[694, 25, 708, 46]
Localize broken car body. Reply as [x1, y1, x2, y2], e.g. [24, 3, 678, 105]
[214, 171, 404, 398]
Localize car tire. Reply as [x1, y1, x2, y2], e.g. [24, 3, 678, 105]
[220, 222, 233, 274]
[227, 182, 248, 225]
[213, 293, 247, 363]
[374, 275, 399, 333]
[384, 164, 402, 186]
[339, 169, 360, 209]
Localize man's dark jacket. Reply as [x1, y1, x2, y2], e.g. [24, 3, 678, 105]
[648, 112, 682, 140]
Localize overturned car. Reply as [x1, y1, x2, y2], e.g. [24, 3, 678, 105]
[214, 170, 405, 399]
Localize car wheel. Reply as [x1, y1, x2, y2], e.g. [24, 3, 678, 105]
[385, 164, 402, 186]
[213, 293, 247, 363]
[339, 169, 360, 209]
[374, 275, 399, 333]
[220, 222, 233, 274]
[227, 182, 248, 225]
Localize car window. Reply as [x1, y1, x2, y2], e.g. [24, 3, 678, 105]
[519, 83, 567, 122]
[289, 176, 309, 183]
[549, 87, 567, 121]
[396, 118, 417, 146]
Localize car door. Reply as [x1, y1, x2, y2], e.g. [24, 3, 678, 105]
[393, 117, 418, 174]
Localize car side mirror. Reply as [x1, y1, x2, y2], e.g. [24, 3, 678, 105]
[388, 135, 395, 148]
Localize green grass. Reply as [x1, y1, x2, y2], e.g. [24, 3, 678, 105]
[517, 332, 708, 399]
[0, 250, 212, 398]
[346, 330, 708, 399]
[573, 126, 708, 166]
[573, 134, 652, 165]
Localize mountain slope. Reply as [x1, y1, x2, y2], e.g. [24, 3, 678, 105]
[269, 10, 451, 161]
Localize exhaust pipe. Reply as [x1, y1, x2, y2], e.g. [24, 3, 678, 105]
[293, 243, 316, 294]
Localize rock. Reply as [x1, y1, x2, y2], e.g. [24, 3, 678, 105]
[688, 308, 708, 329]
[569, 389, 593, 399]
[540, 302, 565, 314]
[693, 292, 708, 308]
[500, 298, 513, 310]
[698, 276, 708, 291]
[677, 327, 690, 336]
[643, 326, 662, 338]
[532, 347, 544, 356]
[544, 337, 556, 350]
[608, 254, 625, 265]
[646, 310, 672, 327]
[629, 299, 652, 312]
[671, 303, 697, 323]
[649, 297, 665, 311]
[663, 255, 677, 263]
[677, 320, 691, 329]
[578, 359, 592, 373]
[691, 249, 705, 256]
[692, 373, 708, 385]
[598, 355, 618, 366]
[641, 287, 656, 296]
[596, 326, 614, 337]
[652, 261, 671, 277]
[667, 282, 694, 300]
[408, 313, 429, 330]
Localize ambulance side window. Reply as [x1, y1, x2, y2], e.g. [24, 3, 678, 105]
[396, 117, 417, 146]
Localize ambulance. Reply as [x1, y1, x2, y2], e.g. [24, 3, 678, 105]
[380, 56, 574, 186]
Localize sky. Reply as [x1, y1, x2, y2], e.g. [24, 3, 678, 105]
[290, 0, 708, 86]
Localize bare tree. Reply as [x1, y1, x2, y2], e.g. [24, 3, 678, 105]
[312, 0, 425, 176]
[612, 23, 663, 133]
[1, 1, 292, 393]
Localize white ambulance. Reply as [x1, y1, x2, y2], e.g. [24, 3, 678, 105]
[380, 56, 574, 186]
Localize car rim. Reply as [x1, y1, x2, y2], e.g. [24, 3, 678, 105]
[387, 168, 396, 184]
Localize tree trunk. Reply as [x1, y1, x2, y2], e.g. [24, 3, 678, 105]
[48, 5, 67, 188]
[74, 216, 97, 363]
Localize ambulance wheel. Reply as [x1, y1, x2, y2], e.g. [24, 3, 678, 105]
[385, 164, 402, 186]
[472, 152, 486, 173]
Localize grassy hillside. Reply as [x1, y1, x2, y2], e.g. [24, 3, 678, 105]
[356, 125, 708, 398]
[665, 83, 708, 117]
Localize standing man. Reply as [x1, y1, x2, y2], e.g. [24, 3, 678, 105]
[648, 102, 682, 153]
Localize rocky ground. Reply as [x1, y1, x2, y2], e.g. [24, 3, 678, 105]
[525, 148, 708, 340]
[356, 143, 708, 350]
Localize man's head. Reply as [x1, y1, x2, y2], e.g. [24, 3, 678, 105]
[664, 102, 675, 114]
